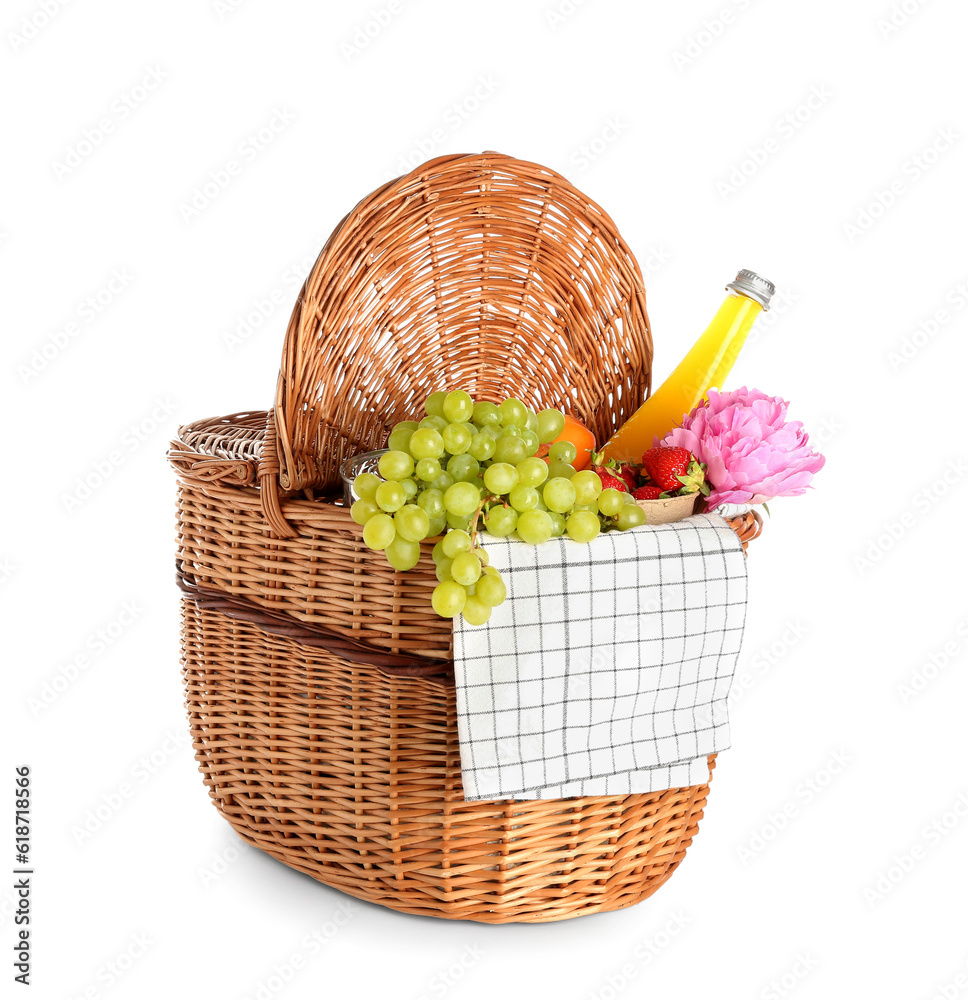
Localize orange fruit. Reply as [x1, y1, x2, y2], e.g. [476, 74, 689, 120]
[538, 414, 596, 470]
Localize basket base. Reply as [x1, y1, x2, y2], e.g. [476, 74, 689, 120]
[182, 599, 716, 924]
[211, 779, 712, 923]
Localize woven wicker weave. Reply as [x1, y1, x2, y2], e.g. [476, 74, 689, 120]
[172, 152, 758, 923]
[258, 151, 652, 535]
[182, 595, 720, 923]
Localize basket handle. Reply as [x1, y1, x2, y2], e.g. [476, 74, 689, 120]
[258, 408, 292, 536]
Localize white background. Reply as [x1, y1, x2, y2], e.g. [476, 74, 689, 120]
[4, 1, 968, 998]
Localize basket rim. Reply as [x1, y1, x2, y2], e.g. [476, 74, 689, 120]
[170, 411, 272, 490]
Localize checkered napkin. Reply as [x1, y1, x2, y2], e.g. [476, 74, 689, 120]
[453, 512, 748, 801]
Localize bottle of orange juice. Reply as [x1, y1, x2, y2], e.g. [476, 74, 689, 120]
[601, 269, 775, 462]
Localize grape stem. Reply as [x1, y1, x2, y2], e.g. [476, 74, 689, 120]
[469, 493, 502, 549]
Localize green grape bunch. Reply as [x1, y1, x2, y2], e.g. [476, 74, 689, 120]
[351, 391, 647, 626]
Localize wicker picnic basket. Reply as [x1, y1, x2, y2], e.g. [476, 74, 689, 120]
[171, 152, 763, 923]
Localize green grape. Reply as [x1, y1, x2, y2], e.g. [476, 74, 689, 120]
[417, 488, 444, 520]
[543, 477, 577, 513]
[476, 567, 507, 607]
[375, 480, 406, 512]
[499, 398, 528, 426]
[350, 389, 626, 623]
[388, 419, 419, 452]
[350, 499, 379, 525]
[442, 529, 472, 558]
[519, 429, 540, 454]
[432, 581, 467, 618]
[484, 506, 518, 537]
[415, 457, 442, 482]
[468, 433, 496, 462]
[517, 509, 554, 545]
[379, 450, 414, 481]
[508, 485, 539, 512]
[353, 472, 381, 502]
[442, 390, 474, 423]
[549, 441, 577, 465]
[571, 470, 603, 505]
[493, 436, 528, 465]
[472, 400, 502, 426]
[388, 427, 415, 452]
[615, 504, 647, 530]
[547, 461, 577, 480]
[409, 428, 445, 460]
[395, 504, 431, 542]
[442, 422, 472, 455]
[536, 408, 566, 444]
[447, 454, 480, 483]
[363, 512, 396, 550]
[483, 463, 518, 495]
[443, 482, 480, 517]
[451, 551, 483, 586]
[461, 595, 492, 626]
[424, 391, 448, 417]
[566, 510, 601, 543]
[386, 537, 420, 571]
[516, 456, 549, 488]
[597, 488, 625, 517]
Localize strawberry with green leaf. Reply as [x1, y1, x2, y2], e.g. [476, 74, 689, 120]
[589, 451, 632, 493]
[617, 462, 638, 492]
[641, 446, 710, 496]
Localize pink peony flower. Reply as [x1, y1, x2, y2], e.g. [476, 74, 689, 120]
[660, 387, 825, 507]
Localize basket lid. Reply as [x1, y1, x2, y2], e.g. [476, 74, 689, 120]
[260, 151, 653, 533]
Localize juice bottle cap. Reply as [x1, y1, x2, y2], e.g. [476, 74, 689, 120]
[726, 269, 775, 311]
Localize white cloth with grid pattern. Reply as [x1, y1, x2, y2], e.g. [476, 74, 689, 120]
[453, 512, 748, 801]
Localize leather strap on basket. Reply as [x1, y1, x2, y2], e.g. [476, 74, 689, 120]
[176, 562, 453, 684]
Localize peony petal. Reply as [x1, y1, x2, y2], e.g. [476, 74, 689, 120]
[671, 387, 825, 502]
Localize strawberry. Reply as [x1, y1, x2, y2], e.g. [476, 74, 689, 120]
[588, 451, 631, 493]
[618, 462, 638, 492]
[641, 446, 710, 496]
[633, 485, 665, 500]
[595, 467, 629, 492]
